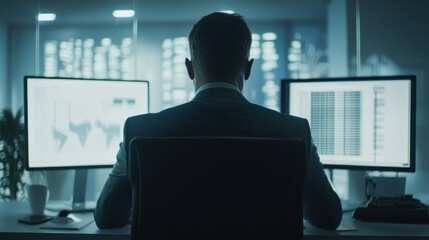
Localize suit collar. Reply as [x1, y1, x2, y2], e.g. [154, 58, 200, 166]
[195, 82, 241, 95]
[192, 88, 249, 103]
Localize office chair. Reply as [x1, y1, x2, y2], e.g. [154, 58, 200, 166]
[129, 137, 307, 240]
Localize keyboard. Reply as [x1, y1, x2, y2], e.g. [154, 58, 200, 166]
[352, 195, 429, 224]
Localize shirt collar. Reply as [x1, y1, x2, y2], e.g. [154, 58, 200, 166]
[195, 82, 241, 96]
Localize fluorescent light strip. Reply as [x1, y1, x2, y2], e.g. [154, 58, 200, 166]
[220, 10, 235, 14]
[113, 10, 135, 18]
[37, 13, 56, 21]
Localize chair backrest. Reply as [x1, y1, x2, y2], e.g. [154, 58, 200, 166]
[129, 137, 306, 240]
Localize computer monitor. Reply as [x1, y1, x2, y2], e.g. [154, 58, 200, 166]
[281, 75, 416, 172]
[24, 76, 149, 210]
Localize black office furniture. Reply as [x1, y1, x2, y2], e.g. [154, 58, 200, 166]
[129, 137, 307, 240]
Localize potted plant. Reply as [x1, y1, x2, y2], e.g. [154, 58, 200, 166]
[0, 108, 26, 200]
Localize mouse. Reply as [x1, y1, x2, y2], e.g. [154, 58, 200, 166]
[57, 209, 70, 218]
[52, 209, 74, 224]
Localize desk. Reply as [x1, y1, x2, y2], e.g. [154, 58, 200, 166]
[0, 201, 129, 240]
[1, 201, 429, 240]
[304, 212, 429, 240]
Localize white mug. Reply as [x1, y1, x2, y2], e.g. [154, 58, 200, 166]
[27, 184, 48, 216]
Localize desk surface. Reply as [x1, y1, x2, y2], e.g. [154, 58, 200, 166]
[1, 201, 429, 240]
[0, 201, 128, 240]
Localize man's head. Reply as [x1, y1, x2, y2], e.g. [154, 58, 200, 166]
[186, 12, 254, 91]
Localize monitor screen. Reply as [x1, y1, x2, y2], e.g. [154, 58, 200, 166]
[281, 75, 416, 172]
[25, 76, 150, 169]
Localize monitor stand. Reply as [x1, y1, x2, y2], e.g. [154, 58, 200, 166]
[341, 170, 368, 212]
[45, 169, 96, 212]
[69, 169, 96, 212]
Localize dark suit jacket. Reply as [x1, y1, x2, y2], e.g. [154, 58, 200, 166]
[94, 87, 342, 230]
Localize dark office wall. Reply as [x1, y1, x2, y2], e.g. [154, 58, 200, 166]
[9, 26, 35, 112]
[327, 0, 348, 77]
[351, 0, 429, 197]
[0, 19, 8, 109]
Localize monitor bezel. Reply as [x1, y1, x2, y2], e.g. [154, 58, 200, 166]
[24, 75, 150, 171]
[280, 75, 416, 172]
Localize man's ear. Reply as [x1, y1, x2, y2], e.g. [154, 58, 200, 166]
[244, 58, 254, 80]
[185, 58, 195, 80]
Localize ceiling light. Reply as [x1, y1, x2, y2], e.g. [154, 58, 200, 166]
[37, 13, 56, 21]
[113, 10, 135, 18]
[220, 10, 235, 14]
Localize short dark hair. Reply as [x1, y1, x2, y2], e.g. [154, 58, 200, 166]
[188, 12, 252, 81]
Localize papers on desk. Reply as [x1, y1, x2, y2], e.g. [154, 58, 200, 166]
[304, 220, 358, 232]
[40, 213, 94, 230]
[336, 222, 358, 232]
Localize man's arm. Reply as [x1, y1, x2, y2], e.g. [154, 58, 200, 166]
[94, 143, 132, 229]
[303, 123, 342, 230]
[94, 175, 132, 229]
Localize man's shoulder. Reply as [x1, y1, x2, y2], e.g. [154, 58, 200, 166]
[279, 113, 308, 124]
[250, 103, 309, 124]
[126, 112, 153, 124]
[125, 102, 193, 124]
